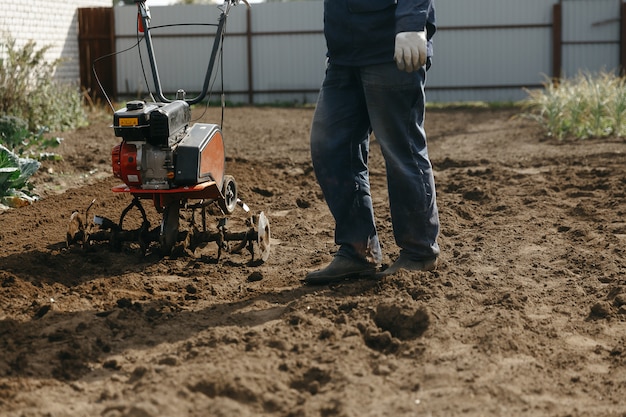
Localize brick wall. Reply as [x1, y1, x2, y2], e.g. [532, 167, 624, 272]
[0, 0, 111, 83]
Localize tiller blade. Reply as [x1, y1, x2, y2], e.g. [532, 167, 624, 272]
[66, 197, 270, 263]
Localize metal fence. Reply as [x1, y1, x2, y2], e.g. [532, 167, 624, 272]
[108, 0, 626, 104]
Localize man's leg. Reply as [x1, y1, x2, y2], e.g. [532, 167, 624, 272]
[362, 63, 440, 267]
[306, 64, 382, 284]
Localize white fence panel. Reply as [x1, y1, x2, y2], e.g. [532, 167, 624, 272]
[112, 0, 626, 104]
[561, 0, 622, 77]
[427, 0, 558, 102]
[248, 1, 325, 104]
[114, 4, 250, 100]
[438, 0, 557, 26]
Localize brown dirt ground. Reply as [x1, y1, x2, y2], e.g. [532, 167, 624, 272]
[1, 105, 626, 417]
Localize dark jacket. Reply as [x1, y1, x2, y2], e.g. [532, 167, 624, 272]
[323, 0, 436, 67]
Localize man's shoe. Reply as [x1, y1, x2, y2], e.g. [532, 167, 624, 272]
[304, 255, 377, 285]
[378, 254, 438, 277]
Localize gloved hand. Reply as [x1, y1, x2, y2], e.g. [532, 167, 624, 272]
[231, 0, 251, 8]
[394, 31, 427, 73]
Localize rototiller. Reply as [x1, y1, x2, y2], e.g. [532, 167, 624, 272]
[67, 0, 270, 262]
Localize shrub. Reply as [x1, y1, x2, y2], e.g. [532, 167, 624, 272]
[524, 71, 626, 140]
[0, 36, 88, 132]
[0, 115, 63, 158]
[0, 115, 31, 150]
[0, 144, 40, 206]
[0, 37, 82, 204]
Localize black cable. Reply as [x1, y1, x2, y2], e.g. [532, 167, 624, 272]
[136, 18, 156, 103]
[94, 9, 229, 118]
[92, 37, 145, 113]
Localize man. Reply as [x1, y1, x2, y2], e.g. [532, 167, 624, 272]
[304, 0, 440, 285]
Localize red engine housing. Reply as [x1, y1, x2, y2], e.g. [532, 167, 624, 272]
[112, 142, 142, 187]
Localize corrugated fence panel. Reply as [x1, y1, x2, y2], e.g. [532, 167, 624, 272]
[563, 44, 620, 76]
[439, 0, 556, 26]
[427, 0, 557, 102]
[562, 0, 620, 42]
[114, 4, 249, 100]
[427, 28, 552, 87]
[111, 0, 626, 104]
[249, 2, 325, 104]
[561, 0, 622, 77]
[250, 34, 326, 104]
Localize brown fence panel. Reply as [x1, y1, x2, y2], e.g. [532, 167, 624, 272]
[78, 7, 116, 104]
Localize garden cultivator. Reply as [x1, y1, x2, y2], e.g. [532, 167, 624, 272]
[66, 0, 269, 262]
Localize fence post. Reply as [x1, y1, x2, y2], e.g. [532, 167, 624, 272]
[552, 2, 562, 80]
[621, 1, 626, 76]
[246, 7, 254, 105]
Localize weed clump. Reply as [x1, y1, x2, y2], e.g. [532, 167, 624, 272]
[0, 37, 87, 132]
[524, 70, 626, 140]
[0, 37, 85, 204]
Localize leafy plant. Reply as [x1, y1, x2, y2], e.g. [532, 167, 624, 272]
[524, 70, 626, 140]
[0, 115, 62, 205]
[0, 144, 40, 205]
[0, 115, 63, 159]
[0, 36, 88, 132]
[0, 115, 30, 149]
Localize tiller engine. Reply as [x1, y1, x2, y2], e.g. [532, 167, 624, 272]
[67, 0, 270, 262]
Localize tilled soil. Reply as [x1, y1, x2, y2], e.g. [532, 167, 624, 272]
[1, 106, 625, 417]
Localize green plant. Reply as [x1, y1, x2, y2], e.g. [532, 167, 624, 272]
[0, 144, 40, 203]
[0, 115, 63, 158]
[524, 70, 626, 140]
[0, 37, 88, 132]
[0, 115, 30, 149]
[0, 116, 63, 205]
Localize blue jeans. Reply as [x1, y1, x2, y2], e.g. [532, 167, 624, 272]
[310, 62, 440, 264]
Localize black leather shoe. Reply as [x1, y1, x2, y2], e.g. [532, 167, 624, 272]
[378, 255, 438, 277]
[304, 256, 377, 285]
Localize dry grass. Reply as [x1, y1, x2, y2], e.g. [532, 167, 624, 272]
[524, 70, 626, 140]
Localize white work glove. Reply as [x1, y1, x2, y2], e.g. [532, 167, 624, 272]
[394, 31, 427, 73]
[230, 0, 250, 8]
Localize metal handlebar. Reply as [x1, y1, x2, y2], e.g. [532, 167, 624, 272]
[134, 0, 245, 4]
[136, 0, 245, 105]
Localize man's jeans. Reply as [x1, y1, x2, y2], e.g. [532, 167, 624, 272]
[310, 62, 440, 264]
